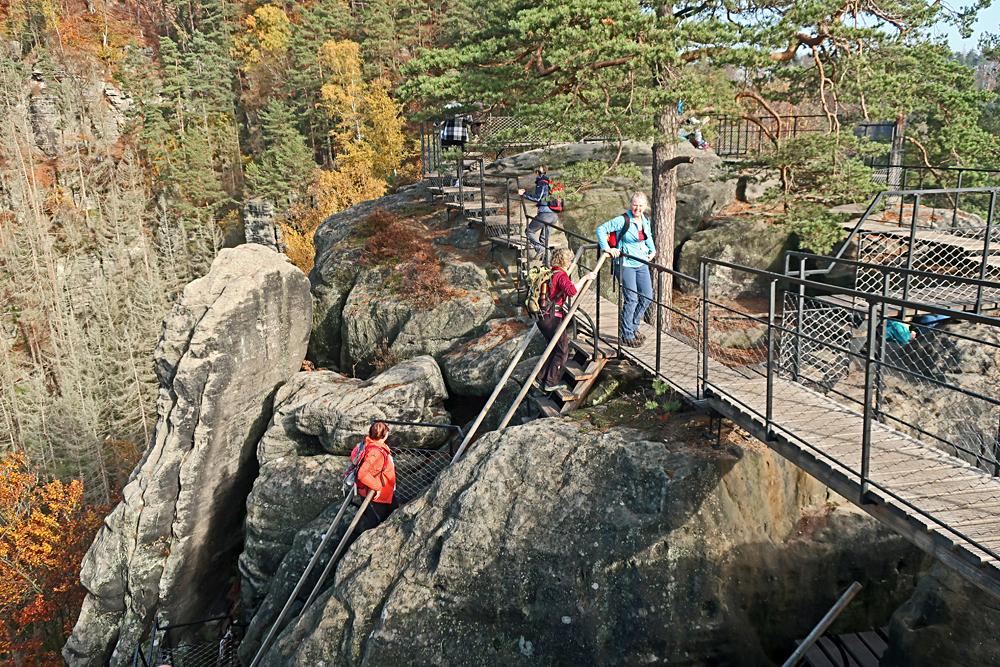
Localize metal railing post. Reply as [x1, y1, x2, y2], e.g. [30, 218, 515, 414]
[420, 123, 426, 180]
[874, 272, 889, 422]
[766, 279, 777, 439]
[794, 261, 806, 381]
[594, 261, 601, 361]
[655, 269, 663, 376]
[478, 157, 486, 224]
[860, 300, 880, 503]
[616, 265, 624, 356]
[505, 177, 513, 245]
[900, 193, 921, 321]
[701, 262, 710, 398]
[975, 191, 996, 313]
[952, 170, 964, 228]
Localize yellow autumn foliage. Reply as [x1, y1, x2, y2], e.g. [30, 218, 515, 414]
[232, 4, 292, 66]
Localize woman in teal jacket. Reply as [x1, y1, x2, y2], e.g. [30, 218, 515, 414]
[596, 192, 655, 346]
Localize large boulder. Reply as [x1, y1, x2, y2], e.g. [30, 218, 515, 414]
[261, 418, 922, 665]
[307, 186, 499, 373]
[239, 356, 452, 615]
[439, 318, 543, 396]
[883, 562, 1000, 666]
[63, 245, 311, 666]
[678, 218, 794, 297]
[340, 261, 495, 373]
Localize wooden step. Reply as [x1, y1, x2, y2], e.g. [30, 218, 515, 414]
[445, 199, 503, 210]
[530, 395, 561, 418]
[553, 386, 584, 403]
[466, 215, 517, 226]
[564, 359, 597, 381]
[489, 236, 528, 248]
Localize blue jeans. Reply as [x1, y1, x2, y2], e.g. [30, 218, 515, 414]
[620, 265, 652, 340]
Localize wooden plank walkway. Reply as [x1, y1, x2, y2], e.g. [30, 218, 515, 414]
[573, 288, 1000, 597]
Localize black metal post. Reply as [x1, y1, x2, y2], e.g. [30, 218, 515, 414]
[874, 273, 889, 422]
[794, 261, 806, 381]
[655, 270, 663, 376]
[766, 278, 777, 439]
[594, 262, 601, 360]
[900, 193, 921, 320]
[860, 300, 879, 502]
[952, 170, 963, 228]
[478, 157, 486, 225]
[420, 123, 426, 180]
[976, 191, 996, 313]
[616, 269, 624, 356]
[993, 415, 1000, 477]
[701, 263, 710, 398]
[898, 169, 906, 225]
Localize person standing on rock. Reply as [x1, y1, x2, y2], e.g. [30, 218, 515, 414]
[596, 192, 655, 347]
[346, 421, 398, 549]
[518, 166, 558, 261]
[536, 248, 597, 393]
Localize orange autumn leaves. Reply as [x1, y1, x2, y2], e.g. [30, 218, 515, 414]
[0, 453, 106, 665]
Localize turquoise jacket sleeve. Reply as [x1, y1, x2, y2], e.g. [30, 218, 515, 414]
[596, 215, 626, 252]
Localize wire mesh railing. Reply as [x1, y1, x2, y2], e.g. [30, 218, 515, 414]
[133, 616, 244, 667]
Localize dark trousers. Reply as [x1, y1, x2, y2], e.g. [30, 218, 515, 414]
[344, 496, 398, 552]
[537, 314, 571, 387]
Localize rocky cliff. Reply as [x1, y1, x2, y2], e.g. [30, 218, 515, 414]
[252, 417, 922, 666]
[63, 245, 311, 666]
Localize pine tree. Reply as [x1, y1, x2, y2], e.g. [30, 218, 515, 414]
[245, 99, 314, 205]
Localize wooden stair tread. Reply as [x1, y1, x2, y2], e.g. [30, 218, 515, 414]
[531, 395, 561, 418]
[564, 359, 596, 381]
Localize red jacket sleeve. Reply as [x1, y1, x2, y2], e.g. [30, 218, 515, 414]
[551, 269, 577, 298]
[357, 449, 386, 492]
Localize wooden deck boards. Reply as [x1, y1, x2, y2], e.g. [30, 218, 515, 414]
[573, 287, 1000, 595]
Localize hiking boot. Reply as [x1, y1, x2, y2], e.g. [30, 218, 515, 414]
[634, 331, 646, 344]
[621, 338, 640, 348]
[544, 383, 568, 393]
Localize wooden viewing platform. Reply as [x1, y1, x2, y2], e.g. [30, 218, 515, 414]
[573, 287, 1000, 598]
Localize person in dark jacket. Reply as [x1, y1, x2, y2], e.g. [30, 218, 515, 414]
[536, 248, 596, 392]
[518, 166, 558, 261]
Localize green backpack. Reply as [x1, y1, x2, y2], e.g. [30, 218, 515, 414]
[525, 265, 555, 317]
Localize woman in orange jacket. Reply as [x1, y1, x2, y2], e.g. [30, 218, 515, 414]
[347, 421, 398, 548]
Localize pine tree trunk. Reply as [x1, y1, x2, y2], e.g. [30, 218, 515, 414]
[652, 104, 687, 327]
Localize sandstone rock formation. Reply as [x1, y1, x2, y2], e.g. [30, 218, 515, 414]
[240, 356, 453, 616]
[63, 245, 311, 666]
[238, 356, 454, 660]
[243, 199, 284, 251]
[678, 218, 795, 296]
[308, 186, 499, 372]
[259, 418, 922, 665]
[883, 562, 1000, 666]
[439, 318, 543, 396]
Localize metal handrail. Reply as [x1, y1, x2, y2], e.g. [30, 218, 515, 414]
[450, 244, 602, 463]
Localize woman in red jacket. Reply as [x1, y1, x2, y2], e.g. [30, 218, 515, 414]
[348, 421, 398, 546]
[536, 248, 596, 392]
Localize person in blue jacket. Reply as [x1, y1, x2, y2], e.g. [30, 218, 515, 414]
[596, 192, 656, 347]
[518, 166, 558, 261]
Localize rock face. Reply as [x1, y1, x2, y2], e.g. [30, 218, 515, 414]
[883, 562, 1000, 666]
[308, 186, 499, 373]
[238, 357, 453, 660]
[262, 418, 922, 666]
[439, 318, 542, 396]
[239, 356, 452, 616]
[63, 245, 311, 666]
[678, 218, 794, 296]
[244, 198, 284, 251]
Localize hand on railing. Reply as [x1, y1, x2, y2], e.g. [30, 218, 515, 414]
[605, 248, 622, 258]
